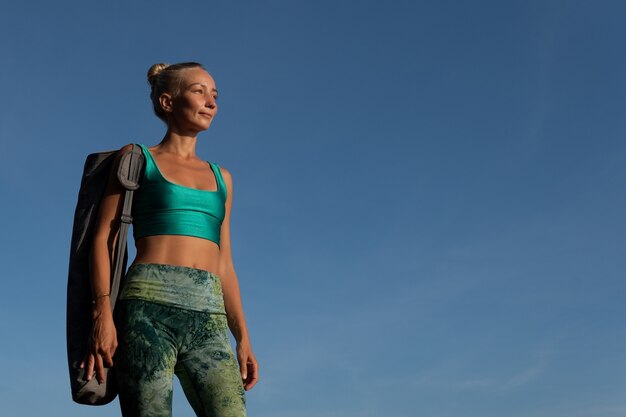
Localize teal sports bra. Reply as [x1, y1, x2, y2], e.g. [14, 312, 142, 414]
[132, 144, 227, 245]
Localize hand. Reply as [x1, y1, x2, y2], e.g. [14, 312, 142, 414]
[80, 312, 117, 384]
[236, 341, 258, 391]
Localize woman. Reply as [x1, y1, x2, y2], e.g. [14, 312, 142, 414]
[82, 62, 257, 417]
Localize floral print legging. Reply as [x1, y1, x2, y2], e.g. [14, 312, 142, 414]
[114, 263, 246, 417]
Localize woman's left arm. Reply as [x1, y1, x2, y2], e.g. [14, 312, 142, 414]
[217, 167, 258, 391]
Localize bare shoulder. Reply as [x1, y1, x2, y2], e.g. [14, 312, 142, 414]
[115, 143, 136, 159]
[119, 143, 135, 152]
[219, 165, 232, 181]
[220, 165, 233, 183]
[217, 165, 233, 196]
[113, 143, 143, 164]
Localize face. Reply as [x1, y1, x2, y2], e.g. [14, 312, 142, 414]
[162, 68, 218, 133]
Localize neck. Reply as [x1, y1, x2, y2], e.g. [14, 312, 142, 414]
[158, 130, 199, 158]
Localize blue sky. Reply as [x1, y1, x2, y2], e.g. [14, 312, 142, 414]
[1, 1, 625, 416]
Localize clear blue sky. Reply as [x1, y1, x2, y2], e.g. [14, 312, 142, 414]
[1, 1, 625, 416]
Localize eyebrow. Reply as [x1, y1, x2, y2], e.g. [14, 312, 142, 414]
[188, 83, 218, 94]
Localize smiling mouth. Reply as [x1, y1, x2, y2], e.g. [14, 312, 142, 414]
[200, 113, 213, 118]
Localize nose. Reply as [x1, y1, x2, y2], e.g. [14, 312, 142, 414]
[205, 94, 217, 109]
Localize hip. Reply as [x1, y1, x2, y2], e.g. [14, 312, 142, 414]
[120, 263, 226, 314]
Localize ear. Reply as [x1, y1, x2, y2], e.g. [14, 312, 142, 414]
[159, 93, 174, 113]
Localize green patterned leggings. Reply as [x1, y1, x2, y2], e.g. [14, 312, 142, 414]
[114, 263, 246, 417]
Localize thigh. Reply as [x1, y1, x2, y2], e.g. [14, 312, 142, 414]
[115, 299, 178, 417]
[175, 314, 246, 417]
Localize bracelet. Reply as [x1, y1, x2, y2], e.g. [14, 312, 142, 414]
[92, 293, 110, 304]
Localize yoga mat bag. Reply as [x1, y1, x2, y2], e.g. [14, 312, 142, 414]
[66, 145, 144, 405]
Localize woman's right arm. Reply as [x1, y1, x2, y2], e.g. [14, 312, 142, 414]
[81, 144, 133, 383]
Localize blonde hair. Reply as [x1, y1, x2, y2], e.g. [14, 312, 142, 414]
[147, 62, 205, 122]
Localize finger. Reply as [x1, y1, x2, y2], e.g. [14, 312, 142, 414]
[244, 360, 259, 390]
[240, 358, 248, 382]
[86, 354, 95, 381]
[80, 351, 88, 369]
[244, 374, 257, 390]
[101, 350, 114, 368]
[96, 355, 106, 384]
[244, 378, 256, 390]
[236, 350, 246, 378]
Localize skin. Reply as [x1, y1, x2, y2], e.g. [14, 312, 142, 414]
[82, 67, 259, 392]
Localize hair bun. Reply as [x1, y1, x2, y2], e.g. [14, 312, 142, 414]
[147, 63, 169, 87]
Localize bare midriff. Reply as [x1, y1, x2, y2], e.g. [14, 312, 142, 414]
[132, 235, 221, 272]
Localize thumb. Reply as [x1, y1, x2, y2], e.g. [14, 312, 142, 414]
[240, 358, 248, 381]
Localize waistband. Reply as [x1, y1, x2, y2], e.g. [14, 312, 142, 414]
[119, 263, 225, 313]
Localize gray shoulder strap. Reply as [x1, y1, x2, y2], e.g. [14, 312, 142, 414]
[110, 144, 145, 309]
